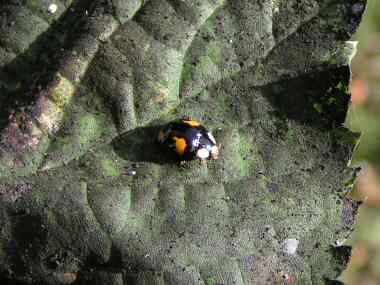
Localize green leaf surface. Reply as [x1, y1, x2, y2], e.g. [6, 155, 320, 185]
[0, 0, 366, 284]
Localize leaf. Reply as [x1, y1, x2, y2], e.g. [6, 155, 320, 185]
[0, 0, 366, 284]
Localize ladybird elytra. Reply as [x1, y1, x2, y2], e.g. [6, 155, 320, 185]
[158, 118, 219, 161]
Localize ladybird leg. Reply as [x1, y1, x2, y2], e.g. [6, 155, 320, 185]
[157, 129, 166, 143]
[216, 143, 222, 159]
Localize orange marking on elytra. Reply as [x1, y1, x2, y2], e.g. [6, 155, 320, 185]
[173, 136, 187, 156]
[183, 120, 200, 127]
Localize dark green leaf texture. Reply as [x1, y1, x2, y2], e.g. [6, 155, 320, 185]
[0, 0, 366, 284]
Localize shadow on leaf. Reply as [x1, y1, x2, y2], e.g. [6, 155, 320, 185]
[0, 0, 93, 132]
[262, 67, 351, 129]
[112, 125, 179, 165]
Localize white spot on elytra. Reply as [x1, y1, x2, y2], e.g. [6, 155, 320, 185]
[48, 3, 58, 14]
[197, 148, 209, 159]
[207, 132, 216, 144]
[283, 238, 299, 255]
[192, 138, 200, 147]
[194, 133, 201, 146]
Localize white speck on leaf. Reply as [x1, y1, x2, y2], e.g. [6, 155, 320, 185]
[283, 238, 299, 255]
[335, 238, 347, 246]
[126, 170, 136, 176]
[48, 3, 58, 14]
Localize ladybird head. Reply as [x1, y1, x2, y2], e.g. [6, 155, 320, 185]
[196, 144, 219, 161]
[210, 145, 219, 160]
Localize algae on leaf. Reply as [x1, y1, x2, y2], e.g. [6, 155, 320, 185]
[0, 0, 366, 284]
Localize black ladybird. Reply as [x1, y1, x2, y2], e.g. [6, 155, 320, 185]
[158, 119, 219, 161]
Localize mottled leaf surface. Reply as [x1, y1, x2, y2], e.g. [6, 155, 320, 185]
[0, 0, 366, 284]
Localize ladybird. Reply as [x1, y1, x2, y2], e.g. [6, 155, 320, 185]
[158, 118, 219, 161]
